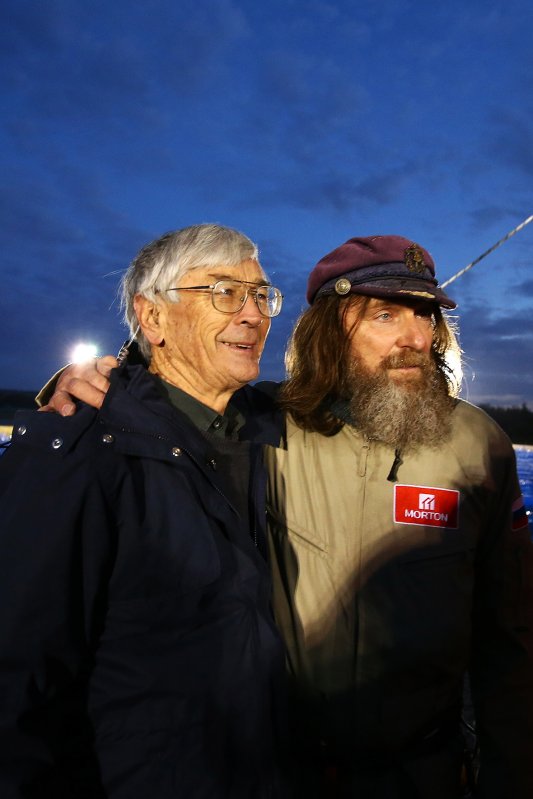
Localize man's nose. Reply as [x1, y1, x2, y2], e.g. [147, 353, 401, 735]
[396, 315, 429, 350]
[236, 291, 265, 326]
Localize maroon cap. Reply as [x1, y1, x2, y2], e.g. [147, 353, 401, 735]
[307, 235, 456, 308]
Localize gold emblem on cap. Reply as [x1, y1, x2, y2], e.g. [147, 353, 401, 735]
[335, 277, 352, 295]
[404, 243, 426, 274]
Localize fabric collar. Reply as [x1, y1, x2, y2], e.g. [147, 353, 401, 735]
[155, 377, 245, 440]
[328, 397, 356, 427]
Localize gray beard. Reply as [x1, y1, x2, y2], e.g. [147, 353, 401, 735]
[346, 353, 455, 452]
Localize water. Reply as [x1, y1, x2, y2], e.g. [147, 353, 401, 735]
[515, 446, 533, 522]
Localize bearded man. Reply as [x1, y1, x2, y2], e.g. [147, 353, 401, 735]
[39, 234, 533, 799]
[264, 235, 533, 798]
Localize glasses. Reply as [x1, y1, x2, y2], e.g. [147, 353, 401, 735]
[162, 279, 283, 318]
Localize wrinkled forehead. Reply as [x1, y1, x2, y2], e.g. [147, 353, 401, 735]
[182, 258, 268, 285]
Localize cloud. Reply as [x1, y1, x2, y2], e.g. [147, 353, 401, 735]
[489, 110, 533, 179]
[516, 277, 533, 295]
[1, 0, 252, 144]
[468, 205, 530, 231]
[1, 159, 152, 392]
[458, 303, 533, 406]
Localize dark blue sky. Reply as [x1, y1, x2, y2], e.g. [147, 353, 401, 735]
[2, 0, 533, 406]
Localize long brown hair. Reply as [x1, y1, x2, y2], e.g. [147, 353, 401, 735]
[279, 294, 461, 435]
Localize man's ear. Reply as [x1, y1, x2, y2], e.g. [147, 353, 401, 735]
[134, 295, 166, 346]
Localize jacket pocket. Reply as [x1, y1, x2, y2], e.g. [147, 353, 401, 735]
[266, 503, 328, 556]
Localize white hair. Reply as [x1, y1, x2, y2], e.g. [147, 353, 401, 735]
[120, 223, 261, 360]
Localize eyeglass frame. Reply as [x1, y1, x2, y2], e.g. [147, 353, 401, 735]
[158, 279, 283, 318]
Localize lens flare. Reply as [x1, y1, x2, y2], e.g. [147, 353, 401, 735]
[70, 343, 98, 363]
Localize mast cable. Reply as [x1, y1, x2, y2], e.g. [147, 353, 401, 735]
[440, 214, 533, 289]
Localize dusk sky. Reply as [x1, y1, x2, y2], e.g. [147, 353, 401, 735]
[2, 0, 533, 406]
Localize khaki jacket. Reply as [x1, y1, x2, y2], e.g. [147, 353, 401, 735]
[265, 399, 533, 796]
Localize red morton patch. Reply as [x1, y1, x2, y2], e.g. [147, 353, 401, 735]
[394, 485, 460, 529]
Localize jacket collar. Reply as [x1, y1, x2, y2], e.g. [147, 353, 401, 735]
[232, 381, 285, 446]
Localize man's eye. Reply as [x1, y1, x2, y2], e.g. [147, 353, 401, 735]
[256, 290, 268, 302]
[217, 285, 236, 297]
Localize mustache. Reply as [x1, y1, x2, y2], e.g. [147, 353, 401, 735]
[381, 352, 432, 370]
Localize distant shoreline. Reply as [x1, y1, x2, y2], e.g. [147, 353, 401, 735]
[514, 444, 533, 452]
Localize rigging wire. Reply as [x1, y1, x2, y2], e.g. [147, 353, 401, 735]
[440, 214, 533, 289]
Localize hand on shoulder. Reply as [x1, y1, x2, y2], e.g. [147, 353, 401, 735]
[38, 355, 118, 416]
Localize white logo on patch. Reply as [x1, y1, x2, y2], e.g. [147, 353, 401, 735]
[419, 493, 436, 511]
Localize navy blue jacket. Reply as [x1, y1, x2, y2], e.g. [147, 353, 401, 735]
[0, 365, 288, 798]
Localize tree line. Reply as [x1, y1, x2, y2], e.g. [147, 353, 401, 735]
[480, 404, 533, 445]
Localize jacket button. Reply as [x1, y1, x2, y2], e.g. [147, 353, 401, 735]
[102, 434, 114, 444]
[16, 425, 27, 436]
[51, 437, 63, 450]
[172, 447, 182, 457]
[208, 458, 217, 470]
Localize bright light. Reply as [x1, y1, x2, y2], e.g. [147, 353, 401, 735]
[70, 343, 98, 363]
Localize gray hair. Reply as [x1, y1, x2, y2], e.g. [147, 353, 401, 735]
[120, 223, 261, 360]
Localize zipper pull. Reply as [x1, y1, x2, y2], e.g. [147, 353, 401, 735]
[387, 449, 403, 482]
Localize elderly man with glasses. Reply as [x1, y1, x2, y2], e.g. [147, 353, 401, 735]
[0, 224, 289, 799]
